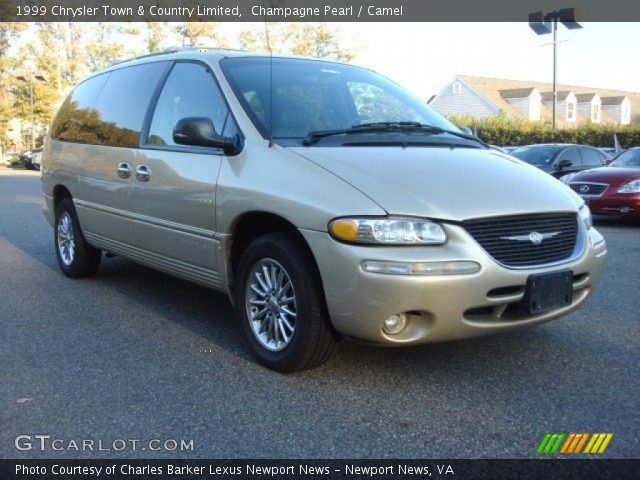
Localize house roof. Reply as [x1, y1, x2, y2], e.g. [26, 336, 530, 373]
[601, 96, 627, 105]
[541, 91, 573, 102]
[499, 87, 536, 99]
[457, 75, 640, 124]
[575, 93, 598, 102]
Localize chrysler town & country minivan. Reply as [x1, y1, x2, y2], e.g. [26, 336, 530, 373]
[41, 48, 607, 371]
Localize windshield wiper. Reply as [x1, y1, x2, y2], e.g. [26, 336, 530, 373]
[302, 122, 488, 147]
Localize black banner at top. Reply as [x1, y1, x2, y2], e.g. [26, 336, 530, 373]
[1, 0, 640, 22]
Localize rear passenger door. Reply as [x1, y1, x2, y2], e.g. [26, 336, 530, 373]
[129, 61, 240, 287]
[74, 62, 170, 248]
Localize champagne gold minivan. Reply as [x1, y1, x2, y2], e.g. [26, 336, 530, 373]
[41, 48, 607, 371]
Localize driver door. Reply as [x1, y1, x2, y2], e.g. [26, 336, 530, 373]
[129, 61, 238, 287]
[554, 147, 582, 177]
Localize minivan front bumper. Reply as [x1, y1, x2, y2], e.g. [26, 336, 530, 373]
[301, 223, 607, 345]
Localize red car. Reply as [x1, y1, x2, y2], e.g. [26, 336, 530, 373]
[560, 147, 640, 218]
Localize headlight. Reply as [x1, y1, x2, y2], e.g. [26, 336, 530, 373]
[617, 178, 640, 194]
[329, 217, 447, 245]
[579, 204, 592, 230]
[559, 174, 573, 184]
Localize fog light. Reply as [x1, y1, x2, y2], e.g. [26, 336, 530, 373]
[382, 313, 408, 335]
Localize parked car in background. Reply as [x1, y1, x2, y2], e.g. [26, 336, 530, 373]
[18, 148, 43, 170]
[598, 147, 621, 160]
[489, 144, 508, 154]
[560, 147, 640, 218]
[510, 144, 609, 178]
[31, 150, 42, 170]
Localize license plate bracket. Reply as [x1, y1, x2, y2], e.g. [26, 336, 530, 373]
[520, 270, 573, 315]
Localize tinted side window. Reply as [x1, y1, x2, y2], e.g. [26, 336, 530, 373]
[147, 62, 236, 147]
[557, 147, 581, 165]
[50, 74, 109, 142]
[581, 147, 603, 166]
[91, 62, 168, 148]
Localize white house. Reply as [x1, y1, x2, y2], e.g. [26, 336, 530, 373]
[575, 93, 602, 123]
[428, 75, 639, 126]
[601, 96, 632, 125]
[499, 87, 541, 121]
[541, 91, 577, 123]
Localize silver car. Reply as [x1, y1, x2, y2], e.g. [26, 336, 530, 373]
[41, 48, 607, 371]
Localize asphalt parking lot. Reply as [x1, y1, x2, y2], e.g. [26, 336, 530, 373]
[1, 167, 638, 459]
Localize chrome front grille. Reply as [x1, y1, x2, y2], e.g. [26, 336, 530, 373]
[463, 213, 578, 267]
[569, 182, 608, 196]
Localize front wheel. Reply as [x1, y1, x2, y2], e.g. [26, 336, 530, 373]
[55, 198, 101, 278]
[235, 232, 336, 372]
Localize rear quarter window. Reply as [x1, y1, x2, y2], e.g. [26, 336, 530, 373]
[51, 62, 168, 148]
[50, 74, 109, 142]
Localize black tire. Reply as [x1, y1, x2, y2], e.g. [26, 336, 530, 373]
[54, 198, 101, 278]
[234, 232, 336, 372]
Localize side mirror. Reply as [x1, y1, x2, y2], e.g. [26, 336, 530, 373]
[173, 117, 240, 155]
[457, 126, 473, 136]
[556, 159, 572, 170]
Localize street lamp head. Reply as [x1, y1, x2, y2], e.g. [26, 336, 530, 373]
[558, 8, 583, 29]
[528, 12, 552, 35]
[34, 71, 48, 82]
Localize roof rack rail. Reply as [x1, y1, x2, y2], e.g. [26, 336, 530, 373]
[109, 46, 215, 67]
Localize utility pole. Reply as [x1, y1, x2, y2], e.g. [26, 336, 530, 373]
[15, 71, 48, 150]
[552, 18, 557, 130]
[529, 8, 582, 131]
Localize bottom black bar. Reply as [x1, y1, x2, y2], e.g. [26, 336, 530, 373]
[1, 459, 638, 480]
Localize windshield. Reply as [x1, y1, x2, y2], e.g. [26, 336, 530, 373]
[220, 57, 457, 143]
[510, 145, 564, 166]
[610, 149, 640, 168]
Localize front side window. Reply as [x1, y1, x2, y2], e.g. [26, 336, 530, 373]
[147, 62, 236, 147]
[510, 145, 564, 166]
[557, 147, 582, 165]
[220, 57, 455, 142]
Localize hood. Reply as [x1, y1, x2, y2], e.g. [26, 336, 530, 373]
[290, 146, 581, 222]
[568, 167, 640, 187]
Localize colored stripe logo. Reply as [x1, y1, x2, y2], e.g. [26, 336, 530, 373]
[537, 433, 613, 454]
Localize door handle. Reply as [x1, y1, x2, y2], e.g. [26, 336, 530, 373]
[117, 162, 131, 179]
[135, 165, 150, 182]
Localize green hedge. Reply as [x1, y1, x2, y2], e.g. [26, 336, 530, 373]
[447, 114, 640, 148]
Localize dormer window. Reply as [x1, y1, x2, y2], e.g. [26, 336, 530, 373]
[567, 101, 576, 122]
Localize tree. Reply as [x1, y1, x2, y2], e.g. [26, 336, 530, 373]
[175, 23, 229, 48]
[144, 22, 175, 53]
[236, 23, 354, 62]
[0, 23, 27, 155]
[85, 24, 127, 72]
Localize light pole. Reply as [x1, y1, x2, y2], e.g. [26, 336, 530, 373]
[529, 8, 582, 130]
[15, 70, 48, 150]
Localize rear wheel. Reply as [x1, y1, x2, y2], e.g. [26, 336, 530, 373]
[55, 198, 101, 278]
[235, 232, 336, 372]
